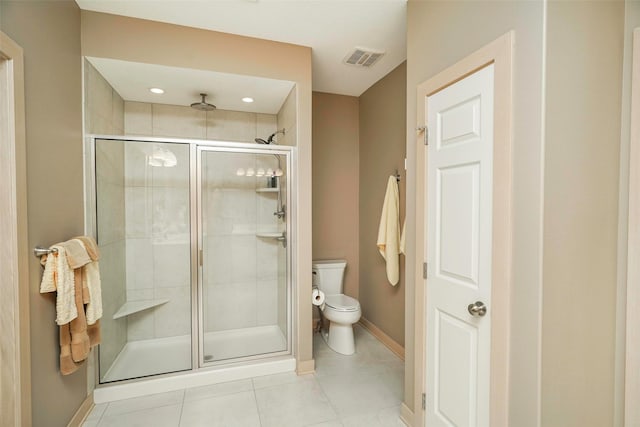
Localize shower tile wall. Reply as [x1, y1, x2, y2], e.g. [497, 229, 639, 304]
[84, 60, 127, 373]
[124, 101, 277, 142]
[123, 141, 191, 341]
[85, 60, 125, 135]
[276, 87, 297, 147]
[276, 87, 296, 335]
[122, 102, 280, 342]
[95, 142, 127, 373]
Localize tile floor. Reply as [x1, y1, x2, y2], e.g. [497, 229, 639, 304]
[83, 325, 406, 427]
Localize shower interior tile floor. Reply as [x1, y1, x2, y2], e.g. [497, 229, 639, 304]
[82, 325, 406, 427]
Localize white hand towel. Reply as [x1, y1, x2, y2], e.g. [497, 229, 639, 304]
[377, 176, 401, 286]
[40, 246, 78, 325]
[399, 220, 406, 255]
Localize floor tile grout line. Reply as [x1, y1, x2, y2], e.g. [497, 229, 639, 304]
[177, 389, 186, 427]
[101, 399, 184, 419]
[312, 368, 342, 424]
[183, 387, 255, 403]
[94, 402, 109, 426]
[251, 381, 264, 427]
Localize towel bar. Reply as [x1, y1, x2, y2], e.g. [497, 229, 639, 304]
[33, 246, 58, 258]
[394, 169, 401, 182]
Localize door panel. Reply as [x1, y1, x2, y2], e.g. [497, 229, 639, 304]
[438, 95, 481, 147]
[198, 148, 289, 366]
[437, 163, 480, 287]
[435, 310, 477, 426]
[426, 64, 494, 426]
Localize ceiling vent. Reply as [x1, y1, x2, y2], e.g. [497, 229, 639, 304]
[343, 48, 385, 68]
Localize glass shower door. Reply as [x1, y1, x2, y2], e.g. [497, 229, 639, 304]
[95, 138, 192, 383]
[198, 147, 289, 365]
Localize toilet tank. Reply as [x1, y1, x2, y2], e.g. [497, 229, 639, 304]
[312, 259, 347, 295]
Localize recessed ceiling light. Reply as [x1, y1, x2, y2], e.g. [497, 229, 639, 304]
[242, 97, 254, 103]
[149, 88, 164, 94]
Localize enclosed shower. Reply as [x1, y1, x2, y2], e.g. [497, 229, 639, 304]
[91, 136, 293, 384]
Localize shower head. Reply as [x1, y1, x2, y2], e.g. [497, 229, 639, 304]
[190, 93, 217, 111]
[254, 128, 286, 145]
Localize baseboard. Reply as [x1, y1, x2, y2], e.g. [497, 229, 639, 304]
[359, 317, 405, 360]
[400, 402, 414, 427]
[296, 358, 315, 375]
[67, 393, 93, 427]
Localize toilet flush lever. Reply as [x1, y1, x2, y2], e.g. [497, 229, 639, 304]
[467, 301, 487, 317]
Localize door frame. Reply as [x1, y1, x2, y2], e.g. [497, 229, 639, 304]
[0, 31, 31, 426]
[625, 27, 640, 427]
[413, 31, 513, 427]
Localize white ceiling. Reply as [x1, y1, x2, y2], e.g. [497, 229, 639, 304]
[75, 0, 407, 97]
[87, 57, 295, 114]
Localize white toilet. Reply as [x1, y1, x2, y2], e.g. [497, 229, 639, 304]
[312, 259, 361, 355]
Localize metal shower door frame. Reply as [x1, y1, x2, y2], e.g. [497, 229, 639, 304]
[195, 144, 294, 369]
[86, 135, 296, 385]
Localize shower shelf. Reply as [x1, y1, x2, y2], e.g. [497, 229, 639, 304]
[256, 232, 285, 239]
[255, 187, 279, 193]
[112, 299, 170, 320]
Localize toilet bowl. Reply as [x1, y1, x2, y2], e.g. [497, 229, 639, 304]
[312, 260, 361, 355]
[321, 294, 361, 355]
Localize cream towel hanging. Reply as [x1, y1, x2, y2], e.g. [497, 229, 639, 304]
[40, 246, 78, 325]
[399, 220, 406, 255]
[377, 175, 400, 285]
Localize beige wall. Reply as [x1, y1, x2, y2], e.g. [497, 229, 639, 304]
[542, 3, 624, 426]
[359, 62, 406, 346]
[406, 1, 546, 421]
[80, 11, 315, 370]
[311, 92, 360, 302]
[1, 1, 87, 426]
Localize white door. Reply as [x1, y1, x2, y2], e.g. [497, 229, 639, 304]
[425, 64, 494, 426]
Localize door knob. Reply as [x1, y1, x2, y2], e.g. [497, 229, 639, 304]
[467, 301, 487, 317]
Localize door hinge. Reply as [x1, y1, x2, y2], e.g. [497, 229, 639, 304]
[423, 262, 428, 279]
[199, 249, 203, 266]
[417, 126, 428, 145]
[422, 393, 426, 410]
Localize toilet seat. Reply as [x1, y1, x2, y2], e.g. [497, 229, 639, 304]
[324, 294, 360, 312]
